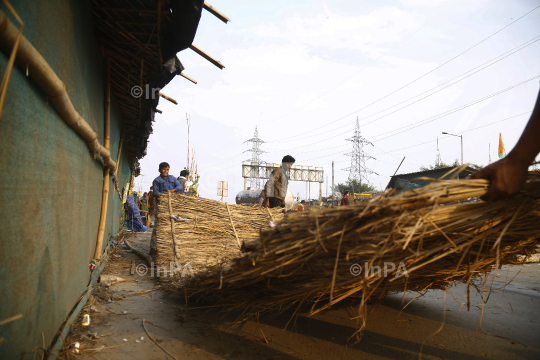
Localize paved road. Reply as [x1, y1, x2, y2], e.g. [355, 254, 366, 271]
[67, 231, 540, 359]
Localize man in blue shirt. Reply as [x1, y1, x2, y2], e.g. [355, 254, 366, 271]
[152, 162, 183, 196]
[150, 162, 183, 254]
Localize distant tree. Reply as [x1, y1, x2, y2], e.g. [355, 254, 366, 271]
[335, 178, 376, 195]
[420, 158, 460, 172]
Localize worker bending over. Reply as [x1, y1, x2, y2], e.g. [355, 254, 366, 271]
[265, 155, 295, 209]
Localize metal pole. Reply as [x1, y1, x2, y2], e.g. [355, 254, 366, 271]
[186, 114, 190, 172]
[306, 181, 308, 201]
[319, 182, 322, 202]
[309, 181, 311, 203]
[332, 161, 334, 208]
[244, 178, 247, 191]
[460, 135, 463, 165]
[392, 157, 405, 177]
[326, 176, 328, 198]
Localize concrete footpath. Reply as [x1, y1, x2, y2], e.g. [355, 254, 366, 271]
[62, 230, 540, 360]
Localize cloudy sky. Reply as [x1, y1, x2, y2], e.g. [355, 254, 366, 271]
[138, 0, 540, 202]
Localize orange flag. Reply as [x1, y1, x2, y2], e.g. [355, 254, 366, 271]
[498, 133, 505, 159]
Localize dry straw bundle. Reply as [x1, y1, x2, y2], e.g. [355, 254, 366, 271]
[155, 193, 284, 277]
[187, 167, 540, 326]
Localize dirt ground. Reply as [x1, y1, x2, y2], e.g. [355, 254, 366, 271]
[61, 229, 540, 360]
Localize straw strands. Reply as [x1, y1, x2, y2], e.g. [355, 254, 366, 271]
[185, 167, 540, 325]
[155, 193, 284, 276]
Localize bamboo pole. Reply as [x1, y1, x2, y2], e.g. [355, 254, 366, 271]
[139, 59, 144, 118]
[189, 44, 225, 69]
[203, 2, 231, 24]
[158, 92, 177, 105]
[0, 1, 23, 121]
[226, 203, 242, 248]
[157, 0, 163, 69]
[113, 129, 124, 200]
[331, 161, 334, 208]
[168, 191, 180, 261]
[94, 56, 111, 260]
[180, 72, 197, 84]
[0, 11, 116, 171]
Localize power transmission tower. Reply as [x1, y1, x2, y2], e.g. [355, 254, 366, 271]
[343, 117, 377, 186]
[435, 136, 442, 167]
[243, 126, 266, 189]
[488, 143, 492, 165]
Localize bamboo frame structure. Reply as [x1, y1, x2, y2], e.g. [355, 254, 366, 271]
[94, 56, 112, 260]
[0, 11, 117, 171]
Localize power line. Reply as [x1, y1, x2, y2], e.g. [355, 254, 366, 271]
[213, 110, 529, 177]
[202, 6, 540, 162]
[269, 33, 540, 144]
[371, 76, 539, 143]
[372, 111, 531, 157]
[263, 3, 539, 131]
[279, 75, 539, 151]
[204, 78, 535, 176]
[313, 111, 531, 171]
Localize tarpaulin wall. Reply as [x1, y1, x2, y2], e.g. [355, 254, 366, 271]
[0, 1, 132, 358]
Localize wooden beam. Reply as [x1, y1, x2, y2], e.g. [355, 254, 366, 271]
[203, 2, 230, 24]
[102, 20, 156, 26]
[115, 30, 157, 36]
[113, 90, 138, 103]
[189, 44, 225, 69]
[157, 0, 163, 69]
[180, 72, 197, 84]
[158, 92, 177, 105]
[104, 48, 131, 65]
[93, 7, 170, 14]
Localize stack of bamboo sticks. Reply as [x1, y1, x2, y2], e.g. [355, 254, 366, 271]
[155, 193, 284, 277]
[184, 168, 540, 328]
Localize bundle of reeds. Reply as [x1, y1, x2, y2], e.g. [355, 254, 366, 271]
[155, 193, 284, 277]
[187, 167, 540, 325]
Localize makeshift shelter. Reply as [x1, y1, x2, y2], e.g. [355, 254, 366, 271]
[386, 166, 476, 193]
[0, 0, 229, 357]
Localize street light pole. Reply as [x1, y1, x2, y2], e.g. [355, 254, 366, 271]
[460, 135, 463, 166]
[442, 132, 463, 165]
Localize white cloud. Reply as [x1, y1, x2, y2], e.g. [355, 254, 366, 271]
[249, 6, 424, 50]
[139, 0, 539, 201]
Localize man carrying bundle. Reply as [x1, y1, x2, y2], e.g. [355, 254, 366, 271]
[265, 155, 295, 209]
[149, 162, 183, 254]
